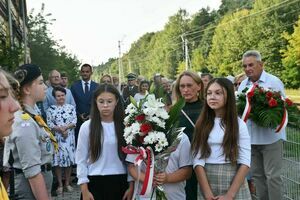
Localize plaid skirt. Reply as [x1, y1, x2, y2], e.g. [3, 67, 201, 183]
[199, 163, 251, 200]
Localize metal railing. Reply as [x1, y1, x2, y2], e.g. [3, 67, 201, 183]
[250, 126, 300, 200]
[282, 126, 300, 200]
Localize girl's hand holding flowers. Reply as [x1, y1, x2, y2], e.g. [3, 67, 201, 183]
[155, 172, 168, 185]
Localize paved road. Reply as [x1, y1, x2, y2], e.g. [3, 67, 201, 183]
[53, 184, 81, 200]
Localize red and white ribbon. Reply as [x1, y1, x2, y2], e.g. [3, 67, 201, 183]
[140, 147, 154, 196]
[275, 97, 289, 133]
[241, 83, 257, 122]
[122, 146, 147, 165]
[122, 146, 154, 199]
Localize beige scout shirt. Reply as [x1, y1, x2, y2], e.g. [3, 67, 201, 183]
[3, 104, 54, 179]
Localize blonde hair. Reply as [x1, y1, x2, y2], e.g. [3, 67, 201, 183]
[0, 69, 19, 110]
[174, 70, 204, 102]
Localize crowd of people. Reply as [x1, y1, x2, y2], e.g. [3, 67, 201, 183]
[0, 50, 286, 200]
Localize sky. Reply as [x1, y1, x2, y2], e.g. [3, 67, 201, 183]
[27, 0, 221, 65]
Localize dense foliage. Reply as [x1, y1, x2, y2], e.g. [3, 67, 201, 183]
[99, 0, 300, 88]
[2, 0, 300, 88]
[27, 4, 80, 83]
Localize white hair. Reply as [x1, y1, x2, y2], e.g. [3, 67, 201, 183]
[242, 50, 262, 62]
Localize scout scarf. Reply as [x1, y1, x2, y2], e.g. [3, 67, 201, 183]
[22, 111, 58, 152]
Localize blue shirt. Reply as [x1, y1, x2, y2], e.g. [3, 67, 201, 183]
[238, 70, 286, 145]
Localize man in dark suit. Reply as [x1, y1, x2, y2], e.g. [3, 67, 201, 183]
[70, 63, 99, 144]
[122, 73, 139, 106]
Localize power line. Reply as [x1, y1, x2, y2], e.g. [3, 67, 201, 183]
[185, 0, 300, 37]
[104, 0, 300, 74]
[122, 0, 300, 63]
[187, 6, 300, 42]
[120, 19, 299, 69]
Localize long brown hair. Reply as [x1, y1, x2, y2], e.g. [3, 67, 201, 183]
[89, 84, 125, 163]
[191, 78, 239, 164]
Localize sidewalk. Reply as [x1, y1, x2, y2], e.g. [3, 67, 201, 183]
[53, 184, 81, 200]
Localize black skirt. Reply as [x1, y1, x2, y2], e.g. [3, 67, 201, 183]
[81, 174, 128, 200]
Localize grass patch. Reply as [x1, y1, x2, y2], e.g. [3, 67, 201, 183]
[286, 89, 300, 104]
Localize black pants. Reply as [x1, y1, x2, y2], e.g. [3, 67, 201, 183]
[81, 174, 128, 200]
[185, 171, 198, 200]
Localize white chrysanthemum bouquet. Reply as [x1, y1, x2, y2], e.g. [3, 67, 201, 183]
[123, 94, 185, 199]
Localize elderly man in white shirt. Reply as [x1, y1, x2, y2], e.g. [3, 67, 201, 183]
[238, 50, 286, 200]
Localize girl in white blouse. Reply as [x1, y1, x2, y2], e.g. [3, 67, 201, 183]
[133, 80, 150, 102]
[192, 78, 251, 200]
[76, 84, 133, 200]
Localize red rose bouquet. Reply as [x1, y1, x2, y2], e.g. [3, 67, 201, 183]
[237, 85, 300, 131]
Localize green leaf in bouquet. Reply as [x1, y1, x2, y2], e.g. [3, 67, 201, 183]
[138, 93, 149, 109]
[155, 186, 168, 200]
[256, 108, 282, 129]
[129, 96, 138, 108]
[237, 95, 246, 116]
[165, 127, 185, 150]
[149, 83, 155, 93]
[242, 87, 249, 93]
[166, 97, 185, 130]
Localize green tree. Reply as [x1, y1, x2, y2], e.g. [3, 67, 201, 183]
[244, 0, 300, 78]
[152, 9, 190, 79]
[122, 9, 190, 79]
[188, 8, 217, 48]
[28, 3, 80, 82]
[0, 20, 23, 71]
[207, 9, 250, 76]
[187, 8, 218, 74]
[0, 40, 23, 71]
[190, 48, 206, 72]
[126, 32, 156, 78]
[28, 4, 58, 73]
[281, 17, 300, 88]
[207, 0, 300, 79]
[218, 0, 254, 15]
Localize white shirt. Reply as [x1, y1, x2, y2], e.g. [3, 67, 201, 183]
[193, 118, 251, 168]
[163, 133, 192, 200]
[134, 93, 146, 102]
[81, 80, 91, 91]
[126, 133, 192, 200]
[238, 70, 286, 144]
[76, 120, 126, 185]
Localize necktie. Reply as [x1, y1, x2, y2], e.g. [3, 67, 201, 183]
[84, 82, 89, 93]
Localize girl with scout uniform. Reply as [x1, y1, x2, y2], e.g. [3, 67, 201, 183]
[3, 64, 58, 200]
[0, 69, 20, 200]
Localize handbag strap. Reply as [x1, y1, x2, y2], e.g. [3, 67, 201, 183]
[181, 109, 195, 128]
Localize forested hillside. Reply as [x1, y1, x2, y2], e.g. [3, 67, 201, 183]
[98, 0, 300, 88]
